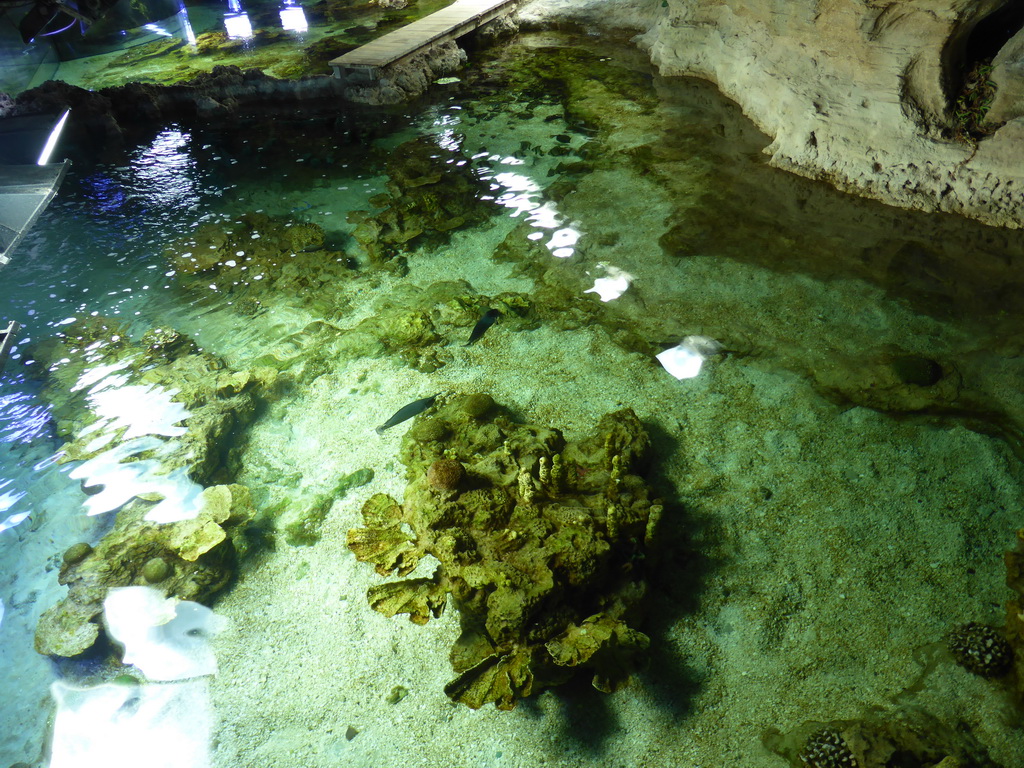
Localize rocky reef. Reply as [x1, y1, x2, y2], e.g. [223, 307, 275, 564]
[26, 319, 278, 657]
[168, 211, 327, 277]
[35, 484, 255, 658]
[27, 317, 277, 482]
[347, 395, 661, 709]
[348, 136, 499, 263]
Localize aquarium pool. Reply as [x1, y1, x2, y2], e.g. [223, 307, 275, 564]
[1, 30, 1024, 768]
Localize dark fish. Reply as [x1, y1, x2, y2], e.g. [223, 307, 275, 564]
[465, 308, 501, 346]
[376, 394, 439, 434]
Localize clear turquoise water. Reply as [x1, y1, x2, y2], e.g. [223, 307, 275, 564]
[2, 29, 1024, 768]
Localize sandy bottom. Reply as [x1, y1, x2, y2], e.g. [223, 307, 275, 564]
[206, 285, 1024, 768]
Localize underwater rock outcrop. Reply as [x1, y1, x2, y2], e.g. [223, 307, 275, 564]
[27, 319, 277, 657]
[347, 395, 661, 709]
[811, 347, 962, 415]
[164, 210, 364, 321]
[348, 136, 498, 263]
[764, 709, 1005, 768]
[35, 484, 254, 658]
[27, 317, 278, 483]
[167, 211, 326, 277]
[229, 280, 530, 380]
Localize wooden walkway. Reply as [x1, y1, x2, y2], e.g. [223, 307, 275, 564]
[330, 0, 516, 82]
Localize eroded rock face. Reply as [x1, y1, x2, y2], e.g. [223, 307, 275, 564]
[347, 395, 661, 709]
[340, 39, 468, 104]
[521, 0, 1024, 227]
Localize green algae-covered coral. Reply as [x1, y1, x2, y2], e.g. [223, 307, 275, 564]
[348, 136, 498, 263]
[26, 318, 278, 483]
[165, 211, 326, 277]
[26, 321, 278, 657]
[347, 395, 661, 709]
[35, 484, 255, 657]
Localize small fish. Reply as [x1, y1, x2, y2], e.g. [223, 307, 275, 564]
[465, 308, 501, 346]
[376, 394, 440, 434]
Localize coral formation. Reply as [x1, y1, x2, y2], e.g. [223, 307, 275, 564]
[62, 543, 93, 566]
[167, 211, 325, 276]
[347, 136, 498, 263]
[26, 320, 277, 657]
[426, 458, 464, 491]
[798, 728, 858, 768]
[947, 623, 1014, 679]
[347, 395, 661, 709]
[141, 557, 173, 584]
[35, 484, 255, 657]
[26, 318, 278, 483]
[163, 211, 356, 320]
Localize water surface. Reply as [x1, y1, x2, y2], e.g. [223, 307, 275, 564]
[1, 30, 1023, 768]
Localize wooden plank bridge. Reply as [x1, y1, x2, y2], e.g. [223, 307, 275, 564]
[329, 0, 517, 83]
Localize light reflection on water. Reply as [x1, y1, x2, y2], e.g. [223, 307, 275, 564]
[0, 123, 223, 538]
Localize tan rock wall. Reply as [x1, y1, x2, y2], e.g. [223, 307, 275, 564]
[521, 0, 1024, 227]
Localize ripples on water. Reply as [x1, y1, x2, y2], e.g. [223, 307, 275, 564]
[2, 31, 1024, 768]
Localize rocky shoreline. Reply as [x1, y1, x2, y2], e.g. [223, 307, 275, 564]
[519, 0, 1024, 229]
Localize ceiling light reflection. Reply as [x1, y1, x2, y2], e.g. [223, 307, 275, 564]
[49, 676, 213, 768]
[435, 128, 462, 153]
[133, 129, 201, 210]
[66, 377, 204, 521]
[179, 8, 197, 44]
[657, 335, 723, 380]
[279, 4, 307, 32]
[223, 13, 253, 40]
[104, 587, 226, 680]
[85, 383, 189, 441]
[584, 263, 632, 302]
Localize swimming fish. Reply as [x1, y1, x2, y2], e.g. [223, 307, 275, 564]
[376, 394, 440, 434]
[465, 308, 501, 346]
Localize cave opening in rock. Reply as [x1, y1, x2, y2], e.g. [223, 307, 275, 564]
[946, 1, 1024, 140]
[963, 2, 1024, 65]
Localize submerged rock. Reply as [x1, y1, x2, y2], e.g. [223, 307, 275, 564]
[348, 396, 661, 709]
[166, 212, 326, 276]
[765, 708, 1006, 768]
[27, 321, 278, 657]
[348, 136, 498, 263]
[35, 484, 255, 658]
[26, 317, 279, 484]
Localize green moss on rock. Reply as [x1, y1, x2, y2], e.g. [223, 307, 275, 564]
[284, 467, 375, 546]
[35, 484, 255, 658]
[348, 397, 660, 709]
